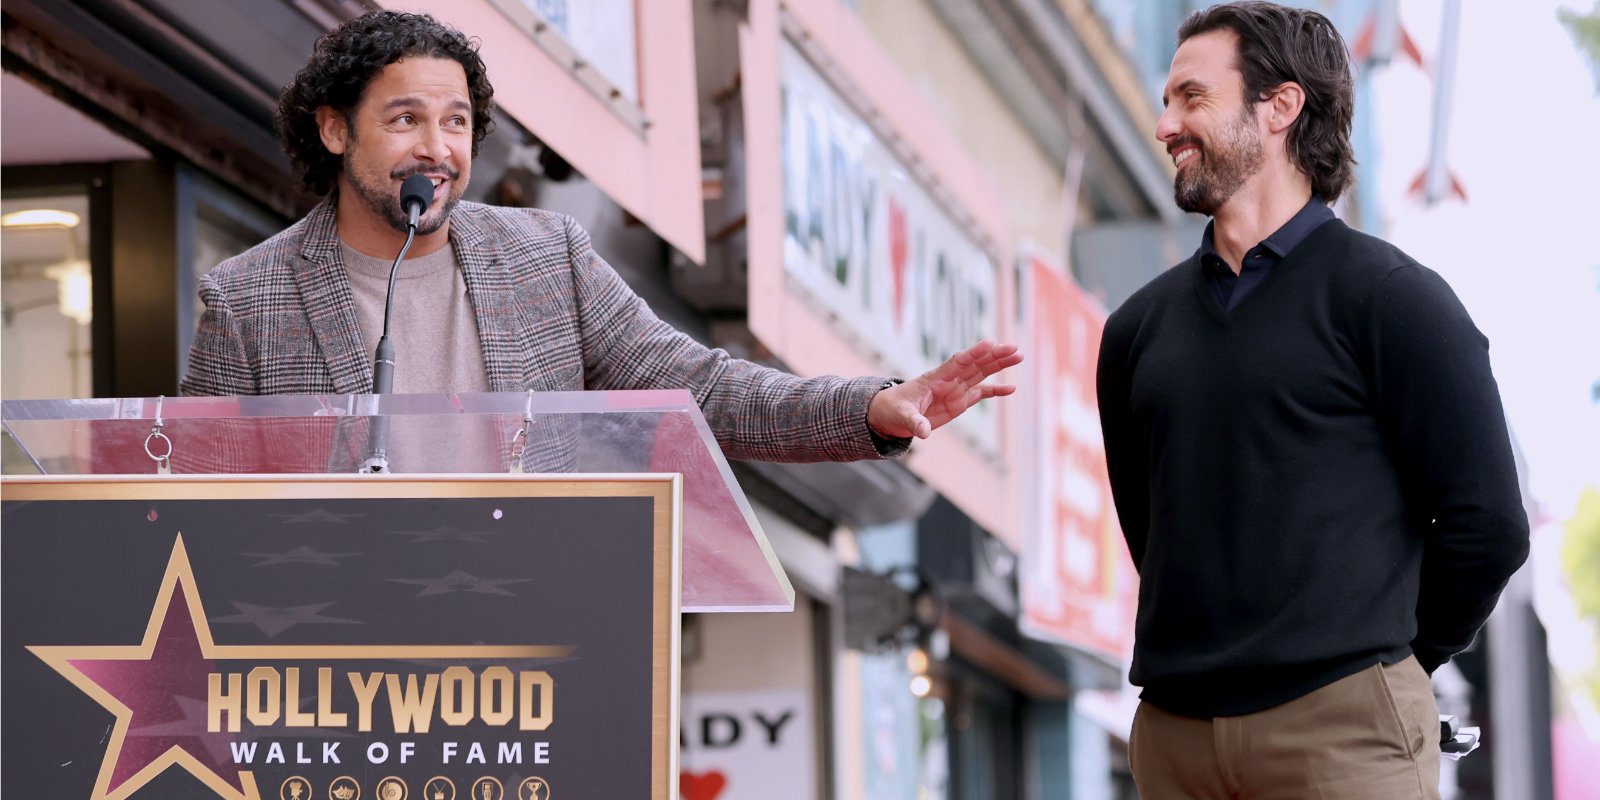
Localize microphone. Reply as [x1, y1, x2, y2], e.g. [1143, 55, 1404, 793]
[359, 173, 436, 474]
[400, 173, 434, 231]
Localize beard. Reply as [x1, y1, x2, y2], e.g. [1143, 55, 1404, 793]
[1172, 103, 1264, 216]
[344, 157, 464, 236]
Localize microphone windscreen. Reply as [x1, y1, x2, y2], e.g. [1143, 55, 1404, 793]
[400, 174, 435, 216]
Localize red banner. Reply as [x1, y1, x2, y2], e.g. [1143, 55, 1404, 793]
[1019, 254, 1137, 663]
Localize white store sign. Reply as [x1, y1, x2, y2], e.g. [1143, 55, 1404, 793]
[779, 40, 1000, 451]
[680, 689, 814, 800]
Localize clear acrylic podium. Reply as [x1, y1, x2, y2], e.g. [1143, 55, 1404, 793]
[1, 390, 795, 613]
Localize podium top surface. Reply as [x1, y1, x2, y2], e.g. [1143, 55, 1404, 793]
[2, 390, 794, 612]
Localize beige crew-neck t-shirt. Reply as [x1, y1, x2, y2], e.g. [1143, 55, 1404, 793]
[339, 240, 495, 472]
[339, 240, 491, 394]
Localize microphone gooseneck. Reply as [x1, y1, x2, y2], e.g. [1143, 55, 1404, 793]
[360, 173, 437, 474]
[374, 173, 438, 385]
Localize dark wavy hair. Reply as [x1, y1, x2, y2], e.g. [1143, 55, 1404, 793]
[1179, 2, 1355, 201]
[275, 11, 496, 196]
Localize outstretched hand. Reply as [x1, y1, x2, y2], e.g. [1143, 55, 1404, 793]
[867, 340, 1023, 440]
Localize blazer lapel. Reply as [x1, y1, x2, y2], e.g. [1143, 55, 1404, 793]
[451, 208, 535, 392]
[291, 201, 371, 395]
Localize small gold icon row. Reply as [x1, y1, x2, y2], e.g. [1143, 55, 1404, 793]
[283, 775, 551, 800]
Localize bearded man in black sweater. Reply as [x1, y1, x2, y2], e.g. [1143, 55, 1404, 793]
[1095, 3, 1528, 797]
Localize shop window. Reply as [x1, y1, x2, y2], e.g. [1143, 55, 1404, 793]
[175, 166, 284, 373]
[2, 192, 95, 400]
[519, 0, 639, 103]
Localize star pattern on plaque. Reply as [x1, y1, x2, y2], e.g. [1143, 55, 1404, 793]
[269, 509, 364, 525]
[243, 546, 362, 567]
[209, 602, 363, 638]
[390, 525, 501, 544]
[389, 570, 532, 598]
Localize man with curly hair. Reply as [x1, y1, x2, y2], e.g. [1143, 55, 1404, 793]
[181, 11, 1020, 466]
[1094, 2, 1527, 796]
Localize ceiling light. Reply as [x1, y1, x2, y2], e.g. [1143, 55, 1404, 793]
[1, 209, 81, 228]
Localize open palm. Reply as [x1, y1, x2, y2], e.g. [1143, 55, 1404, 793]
[868, 340, 1023, 439]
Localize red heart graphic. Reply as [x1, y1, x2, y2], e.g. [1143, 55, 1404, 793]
[681, 770, 727, 800]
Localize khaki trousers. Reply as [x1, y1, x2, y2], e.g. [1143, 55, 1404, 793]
[1129, 657, 1441, 799]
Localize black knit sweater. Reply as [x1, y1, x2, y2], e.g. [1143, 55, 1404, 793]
[1096, 219, 1529, 717]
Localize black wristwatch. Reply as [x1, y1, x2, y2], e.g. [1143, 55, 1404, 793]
[867, 378, 910, 456]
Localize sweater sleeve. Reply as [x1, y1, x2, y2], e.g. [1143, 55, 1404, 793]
[1097, 314, 1150, 571]
[1367, 265, 1529, 673]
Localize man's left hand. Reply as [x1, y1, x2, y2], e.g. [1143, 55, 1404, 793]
[867, 340, 1023, 440]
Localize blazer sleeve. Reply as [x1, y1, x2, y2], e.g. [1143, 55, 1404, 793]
[179, 272, 256, 397]
[562, 215, 905, 463]
[1367, 264, 1530, 673]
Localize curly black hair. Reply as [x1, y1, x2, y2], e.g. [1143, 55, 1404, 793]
[1179, 2, 1356, 202]
[275, 11, 496, 196]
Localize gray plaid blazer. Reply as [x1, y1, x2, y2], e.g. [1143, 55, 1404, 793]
[180, 200, 900, 462]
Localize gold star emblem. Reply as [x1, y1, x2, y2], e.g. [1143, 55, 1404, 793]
[28, 536, 261, 799]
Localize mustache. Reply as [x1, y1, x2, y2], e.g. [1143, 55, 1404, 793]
[389, 164, 460, 181]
